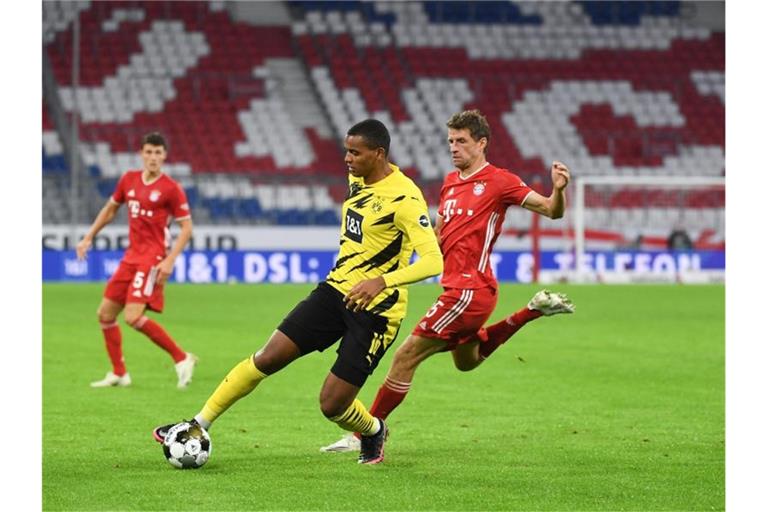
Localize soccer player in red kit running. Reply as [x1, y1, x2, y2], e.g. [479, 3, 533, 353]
[76, 132, 197, 389]
[321, 110, 574, 453]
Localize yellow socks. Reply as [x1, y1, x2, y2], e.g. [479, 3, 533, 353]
[198, 357, 267, 425]
[196, 357, 379, 438]
[329, 399, 379, 435]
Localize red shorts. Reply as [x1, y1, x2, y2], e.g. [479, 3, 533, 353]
[104, 261, 165, 313]
[411, 286, 497, 350]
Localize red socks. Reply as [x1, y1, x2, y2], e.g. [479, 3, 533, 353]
[100, 321, 126, 376]
[133, 316, 187, 363]
[353, 376, 412, 439]
[370, 376, 411, 419]
[478, 307, 543, 359]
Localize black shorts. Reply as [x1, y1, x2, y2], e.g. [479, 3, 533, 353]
[277, 282, 402, 387]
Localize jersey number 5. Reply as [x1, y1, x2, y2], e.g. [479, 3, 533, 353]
[132, 271, 146, 289]
[425, 300, 445, 318]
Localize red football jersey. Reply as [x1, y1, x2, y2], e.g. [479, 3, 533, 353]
[437, 163, 533, 289]
[111, 170, 191, 265]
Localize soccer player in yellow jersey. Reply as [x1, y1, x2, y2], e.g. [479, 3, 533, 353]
[153, 119, 443, 464]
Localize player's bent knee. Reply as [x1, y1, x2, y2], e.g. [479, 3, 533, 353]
[319, 403, 340, 419]
[452, 351, 482, 372]
[97, 306, 116, 324]
[252, 350, 291, 375]
[319, 396, 348, 419]
[453, 359, 477, 372]
[251, 332, 302, 374]
[97, 312, 117, 324]
[124, 313, 145, 329]
[318, 388, 340, 417]
[318, 381, 355, 419]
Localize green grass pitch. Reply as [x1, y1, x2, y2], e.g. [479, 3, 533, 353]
[43, 283, 724, 511]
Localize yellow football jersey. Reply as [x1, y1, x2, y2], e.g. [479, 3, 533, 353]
[326, 164, 439, 320]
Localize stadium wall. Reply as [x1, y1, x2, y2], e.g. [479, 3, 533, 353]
[42, 226, 724, 284]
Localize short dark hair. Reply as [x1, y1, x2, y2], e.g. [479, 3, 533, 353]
[447, 110, 491, 152]
[141, 132, 167, 150]
[347, 119, 390, 156]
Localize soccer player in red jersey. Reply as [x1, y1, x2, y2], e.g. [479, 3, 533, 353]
[76, 132, 197, 389]
[321, 110, 574, 453]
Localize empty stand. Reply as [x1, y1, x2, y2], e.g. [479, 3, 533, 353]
[294, 0, 723, 186]
[43, 1, 723, 234]
[46, 1, 337, 178]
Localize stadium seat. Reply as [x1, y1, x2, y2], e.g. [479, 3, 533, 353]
[43, 0, 723, 227]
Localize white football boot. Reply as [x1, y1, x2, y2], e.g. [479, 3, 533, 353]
[528, 289, 575, 315]
[175, 353, 198, 388]
[90, 371, 132, 388]
[320, 433, 361, 453]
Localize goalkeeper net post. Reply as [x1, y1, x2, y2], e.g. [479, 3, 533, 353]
[571, 175, 725, 284]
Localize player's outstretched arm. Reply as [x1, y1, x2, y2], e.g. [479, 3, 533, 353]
[383, 240, 443, 288]
[521, 161, 571, 219]
[76, 199, 121, 260]
[157, 217, 193, 285]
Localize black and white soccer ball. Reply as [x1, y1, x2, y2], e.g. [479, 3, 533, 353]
[162, 422, 212, 469]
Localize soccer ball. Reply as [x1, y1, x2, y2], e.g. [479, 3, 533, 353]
[162, 422, 212, 469]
